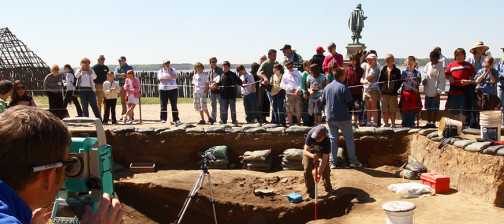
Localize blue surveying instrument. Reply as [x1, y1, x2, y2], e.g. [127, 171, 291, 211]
[50, 118, 114, 224]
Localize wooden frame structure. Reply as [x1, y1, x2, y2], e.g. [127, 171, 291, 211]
[0, 27, 49, 95]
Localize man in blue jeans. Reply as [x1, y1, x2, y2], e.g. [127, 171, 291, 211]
[322, 67, 362, 168]
[237, 64, 260, 123]
[208, 57, 224, 123]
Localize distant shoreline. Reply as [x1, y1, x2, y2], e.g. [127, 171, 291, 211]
[101, 58, 449, 71]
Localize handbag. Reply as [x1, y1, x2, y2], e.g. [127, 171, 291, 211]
[438, 124, 459, 149]
[442, 125, 458, 138]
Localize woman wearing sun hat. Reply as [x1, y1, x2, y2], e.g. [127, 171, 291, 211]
[464, 41, 489, 128]
[466, 41, 489, 72]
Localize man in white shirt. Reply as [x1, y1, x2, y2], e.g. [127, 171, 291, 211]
[280, 60, 303, 125]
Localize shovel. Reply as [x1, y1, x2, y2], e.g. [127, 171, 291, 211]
[314, 159, 319, 220]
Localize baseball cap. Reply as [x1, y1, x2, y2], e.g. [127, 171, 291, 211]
[117, 56, 127, 61]
[311, 125, 327, 141]
[98, 55, 105, 60]
[162, 59, 170, 64]
[366, 53, 377, 59]
[316, 46, 325, 53]
[280, 44, 292, 51]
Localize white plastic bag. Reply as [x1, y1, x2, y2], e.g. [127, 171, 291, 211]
[388, 182, 434, 198]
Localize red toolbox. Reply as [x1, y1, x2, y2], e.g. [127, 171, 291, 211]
[420, 173, 450, 194]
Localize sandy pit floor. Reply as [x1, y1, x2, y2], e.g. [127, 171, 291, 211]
[115, 167, 504, 224]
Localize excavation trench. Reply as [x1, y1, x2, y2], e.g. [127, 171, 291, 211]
[70, 128, 504, 223]
[115, 175, 364, 224]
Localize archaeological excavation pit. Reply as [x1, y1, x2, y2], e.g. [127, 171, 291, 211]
[72, 125, 504, 223]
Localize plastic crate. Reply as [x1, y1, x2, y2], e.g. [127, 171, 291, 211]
[420, 173, 450, 194]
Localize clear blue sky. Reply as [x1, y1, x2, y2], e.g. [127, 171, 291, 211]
[1, 0, 503, 67]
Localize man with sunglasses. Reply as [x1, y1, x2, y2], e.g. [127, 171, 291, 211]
[208, 57, 224, 123]
[114, 56, 134, 118]
[92, 55, 110, 116]
[0, 106, 124, 223]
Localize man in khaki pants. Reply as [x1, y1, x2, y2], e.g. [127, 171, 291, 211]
[92, 55, 109, 116]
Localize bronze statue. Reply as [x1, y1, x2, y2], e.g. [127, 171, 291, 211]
[348, 3, 367, 44]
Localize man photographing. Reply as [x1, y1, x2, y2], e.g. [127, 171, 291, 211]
[0, 106, 124, 224]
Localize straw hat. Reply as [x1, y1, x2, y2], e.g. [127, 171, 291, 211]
[470, 41, 489, 54]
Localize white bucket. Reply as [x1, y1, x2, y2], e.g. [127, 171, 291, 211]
[480, 111, 502, 141]
[385, 210, 414, 224]
[382, 201, 416, 224]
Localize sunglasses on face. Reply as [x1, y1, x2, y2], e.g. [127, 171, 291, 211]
[210, 61, 217, 63]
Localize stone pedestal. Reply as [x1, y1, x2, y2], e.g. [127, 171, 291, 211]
[344, 43, 367, 68]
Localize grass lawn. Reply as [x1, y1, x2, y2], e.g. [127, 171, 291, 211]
[33, 96, 242, 108]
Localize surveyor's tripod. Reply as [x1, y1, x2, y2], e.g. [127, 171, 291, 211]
[174, 154, 218, 224]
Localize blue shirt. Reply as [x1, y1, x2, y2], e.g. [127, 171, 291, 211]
[498, 59, 504, 87]
[114, 64, 134, 87]
[0, 180, 32, 224]
[401, 68, 420, 92]
[307, 74, 326, 98]
[322, 80, 352, 121]
[475, 68, 499, 95]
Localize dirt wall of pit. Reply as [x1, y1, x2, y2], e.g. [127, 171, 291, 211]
[409, 135, 504, 206]
[105, 131, 411, 169]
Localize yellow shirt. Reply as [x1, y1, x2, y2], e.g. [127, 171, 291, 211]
[270, 73, 283, 96]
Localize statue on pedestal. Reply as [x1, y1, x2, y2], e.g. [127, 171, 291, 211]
[348, 3, 367, 44]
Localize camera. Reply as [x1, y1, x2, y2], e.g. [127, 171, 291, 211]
[201, 152, 216, 169]
[51, 118, 114, 224]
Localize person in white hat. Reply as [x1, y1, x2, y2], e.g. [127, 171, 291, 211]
[466, 41, 489, 128]
[466, 41, 489, 72]
[360, 53, 380, 127]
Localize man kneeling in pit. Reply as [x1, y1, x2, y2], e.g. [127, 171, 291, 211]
[303, 125, 335, 200]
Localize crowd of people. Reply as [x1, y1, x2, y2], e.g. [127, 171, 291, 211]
[0, 41, 503, 130]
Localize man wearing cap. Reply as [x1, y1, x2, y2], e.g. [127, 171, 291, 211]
[280, 44, 304, 72]
[92, 55, 109, 116]
[310, 46, 325, 74]
[114, 56, 133, 116]
[322, 42, 344, 75]
[157, 59, 181, 124]
[303, 125, 334, 199]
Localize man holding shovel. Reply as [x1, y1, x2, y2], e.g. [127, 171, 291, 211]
[303, 125, 334, 201]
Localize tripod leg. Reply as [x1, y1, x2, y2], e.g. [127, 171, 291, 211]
[206, 172, 218, 224]
[175, 171, 205, 224]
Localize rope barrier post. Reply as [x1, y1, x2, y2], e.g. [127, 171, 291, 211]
[139, 97, 142, 123]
